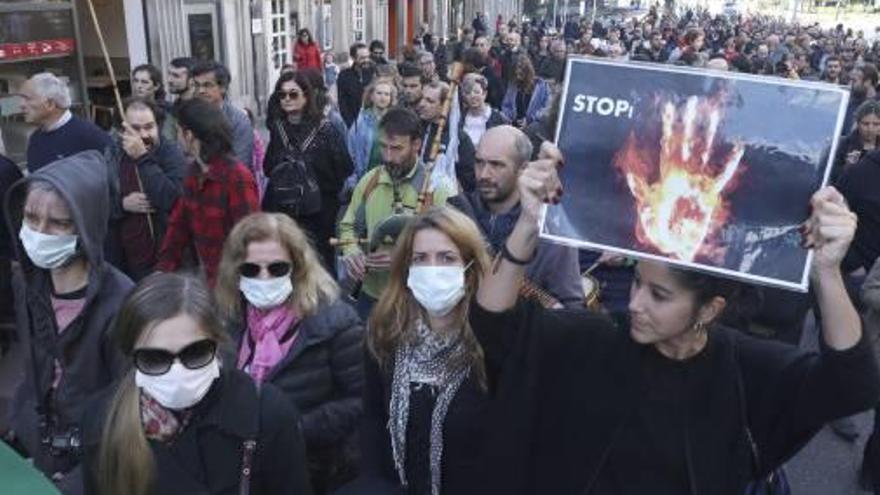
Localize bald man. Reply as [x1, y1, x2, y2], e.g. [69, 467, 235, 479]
[448, 125, 583, 308]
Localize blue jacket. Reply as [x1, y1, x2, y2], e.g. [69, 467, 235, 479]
[501, 78, 551, 126]
[347, 108, 381, 183]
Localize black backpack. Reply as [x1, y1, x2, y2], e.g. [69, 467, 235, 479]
[267, 119, 324, 217]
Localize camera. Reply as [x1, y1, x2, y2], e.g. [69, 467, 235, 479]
[39, 416, 81, 457]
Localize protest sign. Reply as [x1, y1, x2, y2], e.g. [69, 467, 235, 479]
[541, 57, 849, 291]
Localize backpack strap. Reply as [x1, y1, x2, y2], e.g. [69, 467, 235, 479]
[275, 119, 324, 154]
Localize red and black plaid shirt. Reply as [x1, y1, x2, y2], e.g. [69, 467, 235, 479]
[157, 156, 259, 285]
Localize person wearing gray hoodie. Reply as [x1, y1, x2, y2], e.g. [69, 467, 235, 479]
[3, 150, 134, 493]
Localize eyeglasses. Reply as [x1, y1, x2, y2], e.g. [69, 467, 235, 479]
[277, 90, 302, 101]
[133, 339, 217, 376]
[239, 261, 292, 278]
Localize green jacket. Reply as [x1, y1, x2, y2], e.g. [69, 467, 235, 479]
[338, 163, 454, 298]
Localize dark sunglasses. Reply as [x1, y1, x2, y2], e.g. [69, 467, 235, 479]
[133, 339, 217, 376]
[238, 261, 292, 278]
[277, 90, 302, 101]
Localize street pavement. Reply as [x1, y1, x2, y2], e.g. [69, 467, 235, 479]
[787, 313, 874, 495]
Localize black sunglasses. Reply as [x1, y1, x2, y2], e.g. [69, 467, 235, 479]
[239, 261, 292, 278]
[277, 90, 302, 100]
[133, 339, 217, 376]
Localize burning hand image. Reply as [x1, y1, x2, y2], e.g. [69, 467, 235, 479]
[613, 94, 747, 262]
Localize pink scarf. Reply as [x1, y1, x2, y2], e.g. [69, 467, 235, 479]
[237, 304, 300, 383]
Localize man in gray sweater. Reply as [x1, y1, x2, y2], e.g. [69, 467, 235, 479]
[191, 60, 254, 170]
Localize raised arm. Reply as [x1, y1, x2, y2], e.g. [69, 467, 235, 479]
[805, 186, 862, 350]
[477, 142, 564, 312]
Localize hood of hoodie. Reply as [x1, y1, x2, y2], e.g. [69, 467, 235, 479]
[5, 150, 110, 272]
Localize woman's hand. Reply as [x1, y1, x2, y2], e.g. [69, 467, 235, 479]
[518, 141, 564, 223]
[804, 186, 857, 278]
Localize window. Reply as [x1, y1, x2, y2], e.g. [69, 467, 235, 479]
[269, 0, 289, 70]
[353, 0, 365, 42]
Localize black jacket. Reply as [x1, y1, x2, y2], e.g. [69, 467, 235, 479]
[81, 369, 313, 495]
[839, 149, 880, 272]
[0, 154, 23, 260]
[230, 299, 364, 449]
[830, 131, 875, 185]
[337, 67, 376, 128]
[106, 136, 186, 240]
[263, 117, 354, 202]
[471, 301, 880, 495]
[479, 66, 505, 110]
[4, 151, 134, 477]
[359, 351, 490, 495]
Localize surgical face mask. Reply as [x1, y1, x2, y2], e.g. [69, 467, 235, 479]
[240, 276, 294, 309]
[135, 358, 220, 410]
[407, 264, 469, 317]
[19, 224, 78, 269]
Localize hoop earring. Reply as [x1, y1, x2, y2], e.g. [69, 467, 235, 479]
[693, 320, 707, 335]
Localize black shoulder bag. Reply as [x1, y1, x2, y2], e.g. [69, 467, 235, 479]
[268, 120, 325, 217]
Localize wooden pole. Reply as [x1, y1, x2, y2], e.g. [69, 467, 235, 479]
[83, 0, 156, 241]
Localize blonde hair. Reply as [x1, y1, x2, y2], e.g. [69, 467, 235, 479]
[215, 212, 339, 319]
[367, 207, 492, 385]
[362, 77, 399, 110]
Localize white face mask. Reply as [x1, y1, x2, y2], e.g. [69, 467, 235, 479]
[240, 276, 294, 309]
[407, 265, 468, 317]
[19, 224, 79, 269]
[135, 358, 220, 410]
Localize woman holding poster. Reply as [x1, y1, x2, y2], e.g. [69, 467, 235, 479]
[470, 146, 880, 494]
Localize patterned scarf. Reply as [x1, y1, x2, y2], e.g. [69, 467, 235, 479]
[388, 318, 469, 495]
[140, 391, 193, 442]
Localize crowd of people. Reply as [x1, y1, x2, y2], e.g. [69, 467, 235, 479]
[1, 4, 880, 495]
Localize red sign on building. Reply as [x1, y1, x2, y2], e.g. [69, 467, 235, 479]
[0, 38, 76, 61]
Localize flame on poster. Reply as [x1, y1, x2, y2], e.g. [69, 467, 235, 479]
[613, 94, 747, 262]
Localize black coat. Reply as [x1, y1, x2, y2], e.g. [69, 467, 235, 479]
[106, 137, 186, 243]
[480, 66, 505, 110]
[357, 351, 490, 495]
[263, 117, 354, 201]
[839, 149, 880, 272]
[0, 154, 23, 260]
[337, 67, 376, 128]
[471, 301, 880, 495]
[81, 369, 313, 495]
[230, 300, 364, 452]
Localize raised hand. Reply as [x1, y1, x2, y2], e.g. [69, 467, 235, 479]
[518, 141, 564, 222]
[615, 96, 745, 262]
[803, 186, 857, 276]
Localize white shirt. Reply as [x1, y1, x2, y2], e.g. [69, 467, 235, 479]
[44, 110, 73, 132]
[463, 105, 492, 148]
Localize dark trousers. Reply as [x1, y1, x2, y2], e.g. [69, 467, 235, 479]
[295, 195, 340, 275]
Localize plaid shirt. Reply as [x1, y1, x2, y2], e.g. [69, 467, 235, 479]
[157, 156, 259, 285]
